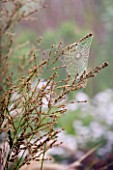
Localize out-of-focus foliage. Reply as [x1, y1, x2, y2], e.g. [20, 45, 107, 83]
[32, 0, 113, 95]
[10, 30, 38, 80]
[98, 1, 113, 91]
[41, 22, 91, 48]
[58, 89, 113, 156]
[15, 13, 112, 96]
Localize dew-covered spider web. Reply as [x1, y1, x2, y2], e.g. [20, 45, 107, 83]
[61, 33, 93, 80]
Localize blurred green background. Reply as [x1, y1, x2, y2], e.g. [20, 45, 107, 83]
[13, 0, 113, 96]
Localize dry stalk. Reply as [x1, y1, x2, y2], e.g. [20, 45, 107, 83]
[0, 1, 109, 170]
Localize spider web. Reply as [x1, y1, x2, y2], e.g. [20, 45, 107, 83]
[61, 33, 93, 80]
